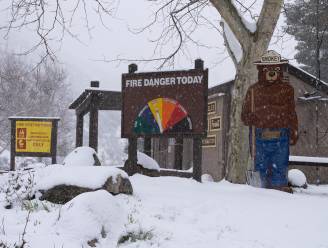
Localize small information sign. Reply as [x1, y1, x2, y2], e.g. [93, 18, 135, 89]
[209, 116, 221, 132]
[9, 117, 60, 170]
[202, 135, 216, 148]
[16, 121, 52, 153]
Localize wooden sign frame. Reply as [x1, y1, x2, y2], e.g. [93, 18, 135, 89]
[121, 69, 208, 138]
[9, 117, 60, 170]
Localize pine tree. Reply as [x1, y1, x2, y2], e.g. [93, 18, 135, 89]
[285, 0, 328, 82]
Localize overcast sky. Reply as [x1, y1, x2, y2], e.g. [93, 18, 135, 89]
[0, 0, 298, 98]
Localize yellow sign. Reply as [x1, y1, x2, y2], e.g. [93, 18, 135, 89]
[15, 121, 52, 153]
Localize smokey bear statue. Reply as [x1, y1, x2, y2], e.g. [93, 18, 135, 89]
[241, 50, 298, 193]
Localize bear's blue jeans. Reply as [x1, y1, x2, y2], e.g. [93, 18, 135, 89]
[254, 128, 289, 188]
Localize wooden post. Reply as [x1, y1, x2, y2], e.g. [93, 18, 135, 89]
[51, 120, 58, 164]
[124, 63, 138, 175]
[144, 137, 151, 157]
[89, 94, 99, 152]
[193, 58, 204, 182]
[76, 114, 84, 147]
[10, 120, 15, 171]
[193, 137, 202, 181]
[174, 137, 183, 170]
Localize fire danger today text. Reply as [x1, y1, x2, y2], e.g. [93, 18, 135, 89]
[125, 75, 204, 88]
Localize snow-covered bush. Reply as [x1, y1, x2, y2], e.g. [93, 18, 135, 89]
[1, 170, 36, 209]
[288, 169, 307, 188]
[55, 190, 127, 246]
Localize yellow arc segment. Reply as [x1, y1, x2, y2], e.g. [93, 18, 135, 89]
[148, 98, 163, 132]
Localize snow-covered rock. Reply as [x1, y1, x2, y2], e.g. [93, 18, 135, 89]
[54, 190, 127, 247]
[288, 169, 307, 188]
[63, 146, 101, 167]
[35, 165, 128, 191]
[137, 152, 160, 171]
[0, 164, 133, 205]
[201, 174, 214, 182]
[36, 165, 133, 203]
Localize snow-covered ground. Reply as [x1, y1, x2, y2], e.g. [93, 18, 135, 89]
[1, 172, 328, 247]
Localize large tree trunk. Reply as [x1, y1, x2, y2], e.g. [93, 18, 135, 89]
[225, 51, 262, 183]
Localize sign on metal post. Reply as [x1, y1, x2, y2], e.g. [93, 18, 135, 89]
[121, 69, 208, 138]
[9, 117, 60, 170]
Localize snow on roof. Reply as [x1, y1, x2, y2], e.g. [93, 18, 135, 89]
[289, 156, 328, 164]
[8, 116, 60, 120]
[298, 96, 323, 101]
[290, 63, 328, 86]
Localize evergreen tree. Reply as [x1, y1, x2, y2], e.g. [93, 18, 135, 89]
[285, 0, 328, 82]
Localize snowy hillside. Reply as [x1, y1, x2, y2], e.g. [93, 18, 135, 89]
[1, 170, 328, 248]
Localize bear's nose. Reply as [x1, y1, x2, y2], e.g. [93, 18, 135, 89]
[269, 71, 276, 77]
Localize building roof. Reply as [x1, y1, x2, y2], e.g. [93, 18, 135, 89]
[69, 88, 121, 114]
[209, 64, 328, 95]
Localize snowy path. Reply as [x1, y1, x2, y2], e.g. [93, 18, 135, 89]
[118, 175, 328, 248]
[1, 174, 328, 247]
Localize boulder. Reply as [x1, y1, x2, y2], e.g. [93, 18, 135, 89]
[39, 174, 133, 204]
[39, 185, 91, 204]
[102, 175, 133, 195]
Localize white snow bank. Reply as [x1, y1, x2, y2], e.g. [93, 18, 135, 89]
[289, 155, 328, 163]
[137, 152, 160, 171]
[288, 169, 307, 187]
[54, 190, 126, 247]
[222, 20, 243, 62]
[35, 164, 128, 191]
[63, 146, 99, 167]
[201, 174, 214, 182]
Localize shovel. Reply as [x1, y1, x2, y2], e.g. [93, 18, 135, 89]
[245, 88, 261, 187]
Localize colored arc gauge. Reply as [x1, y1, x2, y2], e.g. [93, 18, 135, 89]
[134, 98, 192, 135]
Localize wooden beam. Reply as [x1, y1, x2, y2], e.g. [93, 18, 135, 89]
[193, 137, 202, 182]
[75, 113, 84, 147]
[174, 137, 183, 170]
[89, 94, 99, 152]
[144, 137, 151, 157]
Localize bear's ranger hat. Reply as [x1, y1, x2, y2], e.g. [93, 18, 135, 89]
[254, 50, 288, 65]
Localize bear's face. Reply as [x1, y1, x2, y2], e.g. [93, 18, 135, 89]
[257, 64, 285, 83]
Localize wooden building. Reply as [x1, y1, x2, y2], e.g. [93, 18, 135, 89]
[153, 64, 328, 183]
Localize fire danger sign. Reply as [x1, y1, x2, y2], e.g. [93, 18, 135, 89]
[122, 69, 208, 138]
